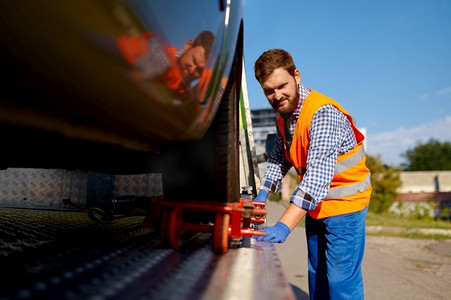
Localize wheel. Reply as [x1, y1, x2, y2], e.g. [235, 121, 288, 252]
[160, 37, 243, 206]
[160, 207, 182, 248]
[213, 213, 230, 254]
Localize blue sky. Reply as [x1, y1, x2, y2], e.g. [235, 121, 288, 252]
[243, 0, 451, 166]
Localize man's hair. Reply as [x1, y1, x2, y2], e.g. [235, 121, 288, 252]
[254, 49, 297, 83]
[192, 30, 215, 58]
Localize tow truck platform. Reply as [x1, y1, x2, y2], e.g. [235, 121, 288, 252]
[0, 206, 295, 299]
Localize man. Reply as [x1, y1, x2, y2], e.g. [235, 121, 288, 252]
[253, 49, 371, 300]
[117, 30, 214, 99]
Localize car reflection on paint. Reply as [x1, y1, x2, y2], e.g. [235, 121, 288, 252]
[0, 0, 244, 203]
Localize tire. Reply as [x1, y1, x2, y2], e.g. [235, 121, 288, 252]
[160, 42, 242, 206]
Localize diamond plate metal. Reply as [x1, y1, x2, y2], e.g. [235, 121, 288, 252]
[0, 169, 163, 209]
[114, 173, 162, 197]
[0, 168, 88, 209]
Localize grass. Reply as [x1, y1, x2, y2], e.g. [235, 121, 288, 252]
[365, 211, 451, 240]
[367, 231, 450, 240]
[365, 211, 451, 229]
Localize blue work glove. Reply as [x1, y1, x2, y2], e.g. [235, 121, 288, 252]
[254, 221, 291, 243]
[254, 190, 269, 203]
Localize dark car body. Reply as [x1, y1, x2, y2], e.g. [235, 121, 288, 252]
[0, 0, 244, 203]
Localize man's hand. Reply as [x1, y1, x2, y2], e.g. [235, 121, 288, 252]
[254, 221, 290, 243]
[254, 190, 269, 203]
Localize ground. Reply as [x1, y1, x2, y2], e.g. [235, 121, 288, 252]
[266, 201, 451, 300]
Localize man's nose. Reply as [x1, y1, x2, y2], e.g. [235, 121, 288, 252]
[187, 65, 196, 75]
[274, 89, 283, 100]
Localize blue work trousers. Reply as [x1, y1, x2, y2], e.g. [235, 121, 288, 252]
[305, 207, 368, 300]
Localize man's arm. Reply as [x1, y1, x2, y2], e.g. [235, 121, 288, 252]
[279, 203, 307, 230]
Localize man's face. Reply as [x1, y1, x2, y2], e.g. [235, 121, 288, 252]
[178, 43, 207, 83]
[260, 67, 301, 116]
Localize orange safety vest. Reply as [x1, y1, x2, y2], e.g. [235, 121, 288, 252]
[117, 32, 186, 95]
[277, 90, 372, 219]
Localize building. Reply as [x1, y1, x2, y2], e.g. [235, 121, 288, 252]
[392, 171, 451, 218]
[398, 171, 451, 193]
[250, 108, 277, 146]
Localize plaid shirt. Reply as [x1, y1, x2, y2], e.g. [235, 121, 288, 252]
[260, 84, 357, 211]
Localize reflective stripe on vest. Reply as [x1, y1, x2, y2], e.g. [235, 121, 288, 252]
[325, 173, 371, 199]
[295, 146, 365, 176]
[334, 146, 366, 174]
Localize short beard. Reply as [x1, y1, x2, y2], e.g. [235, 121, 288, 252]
[277, 89, 300, 118]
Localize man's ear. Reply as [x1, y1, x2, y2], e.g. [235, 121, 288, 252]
[184, 39, 194, 51]
[294, 69, 301, 86]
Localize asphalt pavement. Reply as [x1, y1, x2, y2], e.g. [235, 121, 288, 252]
[263, 200, 451, 300]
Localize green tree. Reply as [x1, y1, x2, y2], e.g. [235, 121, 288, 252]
[402, 138, 451, 170]
[366, 155, 402, 214]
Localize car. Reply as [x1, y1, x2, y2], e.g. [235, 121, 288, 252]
[0, 0, 245, 204]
